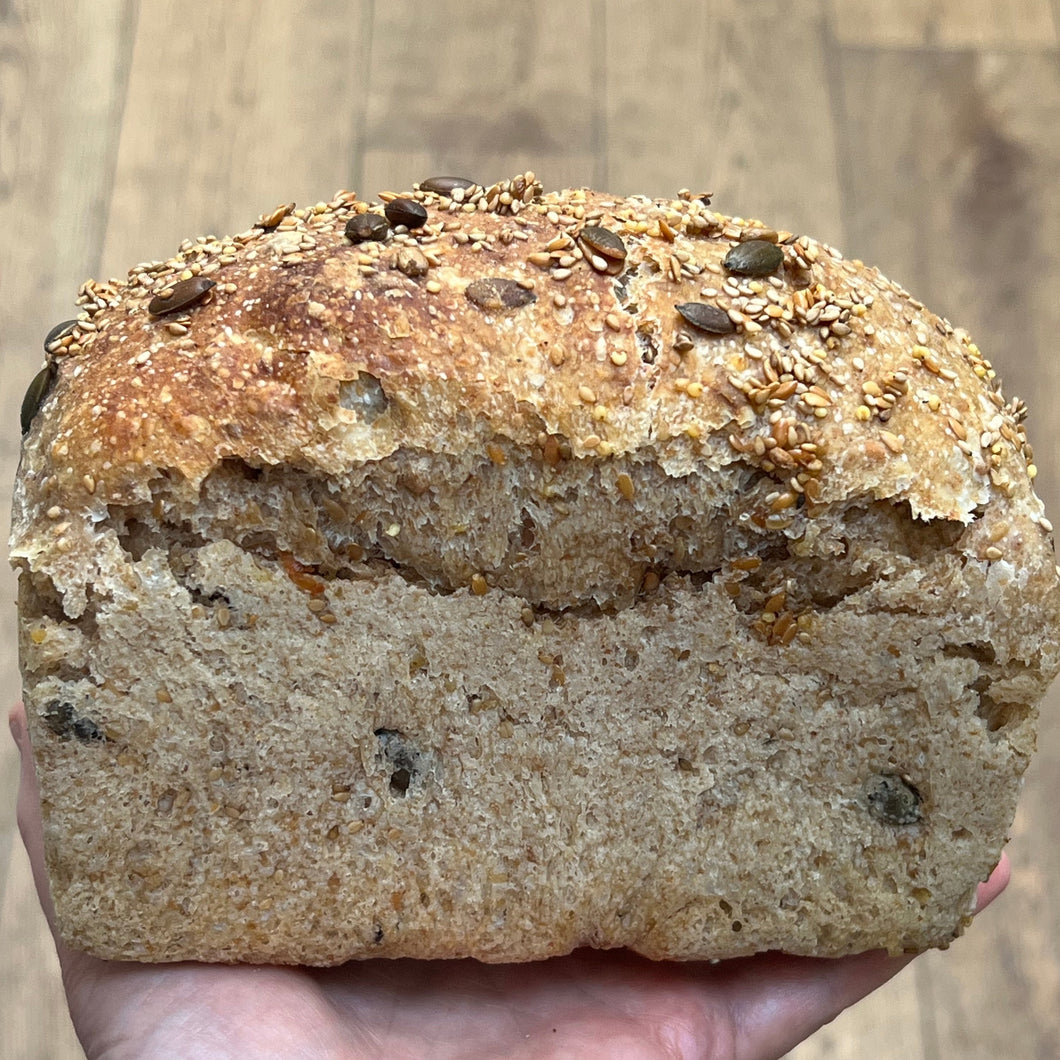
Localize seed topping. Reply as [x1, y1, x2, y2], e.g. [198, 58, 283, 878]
[420, 176, 477, 196]
[723, 240, 784, 277]
[395, 246, 430, 278]
[676, 302, 737, 335]
[344, 212, 390, 243]
[21, 365, 57, 436]
[385, 197, 428, 230]
[257, 202, 295, 230]
[465, 277, 537, 312]
[147, 277, 216, 316]
[44, 319, 79, 352]
[578, 225, 627, 275]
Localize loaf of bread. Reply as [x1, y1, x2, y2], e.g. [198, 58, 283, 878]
[11, 173, 1060, 964]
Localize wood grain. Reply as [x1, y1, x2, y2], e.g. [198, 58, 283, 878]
[99, 0, 373, 280]
[0, 3, 134, 1054]
[834, 47, 1060, 513]
[3, 2, 1060, 1057]
[361, 0, 599, 198]
[831, 0, 1058, 48]
[603, 0, 843, 243]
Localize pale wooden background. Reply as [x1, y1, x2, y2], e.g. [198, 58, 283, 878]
[2, 2, 1059, 1057]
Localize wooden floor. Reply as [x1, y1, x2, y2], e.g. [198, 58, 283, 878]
[2, 1, 1060, 1056]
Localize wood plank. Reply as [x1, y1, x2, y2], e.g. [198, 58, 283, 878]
[0, 831, 84, 1059]
[826, 43, 1060, 1060]
[361, 0, 597, 198]
[0, 0, 135, 1028]
[919, 692, 1060, 1058]
[603, 0, 843, 245]
[99, 0, 372, 280]
[784, 965, 926, 1059]
[831, 0, 1058, 48]
[835, 47, 1060, 516]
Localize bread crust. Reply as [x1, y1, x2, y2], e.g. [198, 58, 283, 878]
[11, 175, 1060, 963]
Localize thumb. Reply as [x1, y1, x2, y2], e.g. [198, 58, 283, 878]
[9, 701, 60, 931]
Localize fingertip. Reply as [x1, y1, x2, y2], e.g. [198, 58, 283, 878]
[9, 700, 27, 745]
[975, 851, 1011, 913]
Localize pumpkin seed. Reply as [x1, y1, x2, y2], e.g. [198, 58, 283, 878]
[580, 225, 626, 261]
[420, 176, 477, 196]
[344, 212, 390, 243]
[863, 773, 922, 825]
[44, 319, 78, 351]
[579, 225, 627, 275]
[148, 277, 216, 316]
[21, 364, 57, 436]
[385, 197, 428, 229]
[722, 239, 784, 277]
[675, 302, 736, 334]
[465, 277, 537, 311]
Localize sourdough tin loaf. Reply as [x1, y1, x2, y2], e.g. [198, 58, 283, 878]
[11, 174, 1060, 963]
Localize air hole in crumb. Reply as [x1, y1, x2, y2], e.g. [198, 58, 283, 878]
[976, 693, 1029, 733]
[374, 728, 429, 798]
[863, 773, 922, 825]
[339, 373, 389, 422]
[635, 326, 659, 364]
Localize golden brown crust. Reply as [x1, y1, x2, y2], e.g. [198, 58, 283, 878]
[17, 176, 1046, 536]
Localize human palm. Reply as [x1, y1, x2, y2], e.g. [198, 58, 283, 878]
[11, 704, 1008, 1060]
